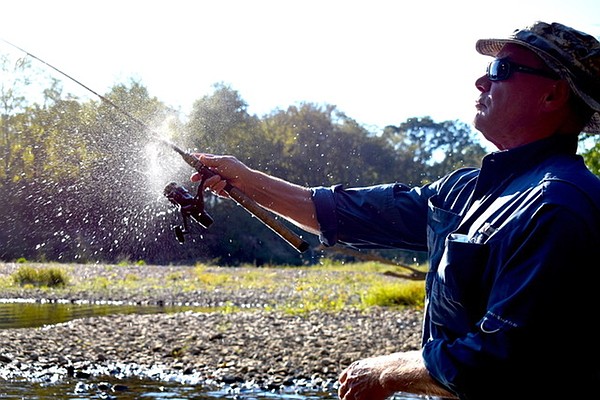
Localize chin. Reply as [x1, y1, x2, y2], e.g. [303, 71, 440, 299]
[473, 113, 484, 131]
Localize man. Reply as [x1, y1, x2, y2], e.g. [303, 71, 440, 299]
[192, 21, 600, 399]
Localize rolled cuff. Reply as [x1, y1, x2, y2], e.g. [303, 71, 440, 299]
[310, 185, 341, 246]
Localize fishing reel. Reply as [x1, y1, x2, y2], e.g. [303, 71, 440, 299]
[163, 182, 213, 243]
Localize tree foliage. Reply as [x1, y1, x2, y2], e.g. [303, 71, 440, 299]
[382, 117, 487, 185]
[582, 134, 600, 176]
[1, 51, 595, 266]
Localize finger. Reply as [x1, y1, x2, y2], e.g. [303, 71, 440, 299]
[202, 174, 222, 190]
[200, 177, 229, 198]
[190, 152, 212, 159]
[198, 153, 219, 168]
[339, 384, 364, 400]
[339, 367, 349, 383]
[212, 180, 228, 196]
[338, 368, 348, 399]
[190, 153, 220, 174]
[190, 172, 202, 182]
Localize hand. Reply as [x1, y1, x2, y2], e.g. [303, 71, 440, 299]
[189, 153, 248, 198]
[189, 152, 320, 233]
[338, 351, 455, 400]
[338, 355, 397, 400]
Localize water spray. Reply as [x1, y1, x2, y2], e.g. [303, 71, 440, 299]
[2, 38, 310, 253]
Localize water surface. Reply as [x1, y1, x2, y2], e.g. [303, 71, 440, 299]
[0, 299, 199, 329]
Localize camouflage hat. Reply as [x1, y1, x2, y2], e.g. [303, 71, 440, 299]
[476, 21, 600, 134]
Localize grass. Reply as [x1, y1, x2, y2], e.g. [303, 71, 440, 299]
[362, 280, 425, 308]
[11, 265, 69, 288]
[1, 260, 427, 313]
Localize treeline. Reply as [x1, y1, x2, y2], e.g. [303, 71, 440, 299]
[1, 53, 598, 266]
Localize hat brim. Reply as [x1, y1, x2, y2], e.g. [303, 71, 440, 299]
[476, 38, 600, 135]
[585, 112, 600, 135]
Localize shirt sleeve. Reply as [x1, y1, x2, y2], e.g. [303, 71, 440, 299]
[311, 182, 432, 251]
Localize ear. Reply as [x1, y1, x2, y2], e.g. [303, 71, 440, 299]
[543, 80, 571, 111]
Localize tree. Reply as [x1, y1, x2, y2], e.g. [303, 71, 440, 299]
[0, 65, 492, 266]
[185, 83, 268, 160]
[261, 103, 400, 187]
[382, 117, 487, 184]
[581, 134, 600, 176]
[0, 53, 32, 184]
[182, 84, 306, 264]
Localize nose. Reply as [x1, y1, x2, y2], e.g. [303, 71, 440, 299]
[475, 74, 490, 93]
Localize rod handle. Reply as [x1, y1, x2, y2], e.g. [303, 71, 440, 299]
[226, 185, 310, 253]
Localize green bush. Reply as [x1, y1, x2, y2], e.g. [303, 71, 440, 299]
[11, 265, 69, 288]
[361, 280, 425, 308]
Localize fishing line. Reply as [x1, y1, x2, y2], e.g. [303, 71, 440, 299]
[0, 38, 149, 133]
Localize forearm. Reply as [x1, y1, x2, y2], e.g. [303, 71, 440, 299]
[195, 153, 320, 235]
[240, 168, 320, 234]
[380, 351, 457, 398]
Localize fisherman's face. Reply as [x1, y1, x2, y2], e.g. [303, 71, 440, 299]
[473, 44, 559, 150]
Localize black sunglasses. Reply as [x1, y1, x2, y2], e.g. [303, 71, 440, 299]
[486, 59, 559, 81]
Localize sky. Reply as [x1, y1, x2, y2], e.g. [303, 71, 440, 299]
[1, 0, 599, 133]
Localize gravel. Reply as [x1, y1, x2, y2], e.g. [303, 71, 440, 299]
[0, 263, 424, 392]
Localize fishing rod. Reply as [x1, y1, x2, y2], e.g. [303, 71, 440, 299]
[1, 38, 310, 253]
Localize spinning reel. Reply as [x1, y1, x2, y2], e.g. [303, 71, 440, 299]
[163, 181, 213, 244]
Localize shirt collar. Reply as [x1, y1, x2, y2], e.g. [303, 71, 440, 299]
[484, 135, 578, 173]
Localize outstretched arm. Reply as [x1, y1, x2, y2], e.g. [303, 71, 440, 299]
[191, 153, 320, 235]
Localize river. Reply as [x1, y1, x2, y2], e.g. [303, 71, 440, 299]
[0, 301, 427, 400]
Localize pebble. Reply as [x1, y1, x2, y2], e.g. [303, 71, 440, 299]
[0, 263, 424, 390]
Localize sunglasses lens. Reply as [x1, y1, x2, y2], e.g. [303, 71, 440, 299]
[487, 60, 509, 81]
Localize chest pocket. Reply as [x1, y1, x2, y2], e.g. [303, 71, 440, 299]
[426, 194, 493, 339]
[426, 195, 462, 271]
[426, 184, 534, 338]
[430, 236, 490, 338]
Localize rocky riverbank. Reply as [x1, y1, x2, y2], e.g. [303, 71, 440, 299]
[0, 263, 424, 395]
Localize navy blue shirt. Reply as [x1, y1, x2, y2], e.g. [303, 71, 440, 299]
[312, 135, 600, 399]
